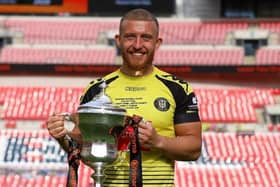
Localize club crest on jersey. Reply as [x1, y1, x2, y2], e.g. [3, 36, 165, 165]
[154, 97, 170, 111]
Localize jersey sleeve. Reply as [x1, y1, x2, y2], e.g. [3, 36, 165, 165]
[174, 89, 200, 124]
[79, 79, 103, 104]
[79, 75, 119, 104]
[155, 74, 201, 124]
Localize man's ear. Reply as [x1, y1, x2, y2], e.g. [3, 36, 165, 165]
[155, 37, 162, 50]
[115, 34, 121, 48]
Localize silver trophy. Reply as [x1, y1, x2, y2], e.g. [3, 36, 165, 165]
[66, 82, 127, 187]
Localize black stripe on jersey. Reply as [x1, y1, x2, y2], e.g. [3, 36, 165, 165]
[80, 76, 119, 104]
[156, 75, 200, 124]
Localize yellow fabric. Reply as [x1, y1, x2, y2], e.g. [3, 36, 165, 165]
[80, 67, 199, 186]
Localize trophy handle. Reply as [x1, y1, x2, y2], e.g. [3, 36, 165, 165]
[59, 112, 77, 140]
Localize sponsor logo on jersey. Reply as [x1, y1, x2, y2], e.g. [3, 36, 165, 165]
[125, 87, 146, 91]
[187, 95, 199, 111]
[154, 97, 170, 111]
[192, 97, 198, 104]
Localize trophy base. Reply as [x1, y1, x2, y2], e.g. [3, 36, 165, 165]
[90, 162, 106, 187]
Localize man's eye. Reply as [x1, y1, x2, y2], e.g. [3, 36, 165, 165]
[125, 35, 135, 40]
[142, 35, 152, 41]
[143, 37, 151, 41]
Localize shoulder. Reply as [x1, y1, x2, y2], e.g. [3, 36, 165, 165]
[79, 70, 120, 104]
[154, 67, 194, 95]
[89, 70, 120, 86]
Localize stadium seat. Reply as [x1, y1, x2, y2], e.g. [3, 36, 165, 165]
[4, 121, 16, 128]
[267, 123, 275, 132]
[277, 124, 280, 132]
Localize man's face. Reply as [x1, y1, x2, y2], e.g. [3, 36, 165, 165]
[115, 20, 162, 71]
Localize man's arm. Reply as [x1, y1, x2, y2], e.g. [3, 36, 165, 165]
[56, 126, 82, 151]
[138, 121, 202, 161]
[47, 113, 82, 152]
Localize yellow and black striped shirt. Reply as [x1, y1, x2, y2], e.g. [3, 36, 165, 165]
[80, 67, 200, 187]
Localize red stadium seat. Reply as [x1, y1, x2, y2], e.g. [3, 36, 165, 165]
[0, 45, 116, 65]
[154, 47, 244, 66]
[4, 121, 16, 128]
[276, 124, 280, 132]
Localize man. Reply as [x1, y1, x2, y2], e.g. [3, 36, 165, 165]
[47, 8, 202, 186]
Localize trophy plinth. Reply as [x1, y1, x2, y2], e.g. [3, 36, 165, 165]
[76, 82, 126, 187]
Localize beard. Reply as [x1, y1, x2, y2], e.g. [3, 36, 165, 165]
[121, 50, 155, 71]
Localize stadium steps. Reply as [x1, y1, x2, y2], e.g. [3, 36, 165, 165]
[243, 56, 256, 64]
[268, 32, 279, 45]
[273, 95, 280, 104]
[255, 108, 266, 124]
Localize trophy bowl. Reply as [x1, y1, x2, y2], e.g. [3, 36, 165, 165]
[76, 82, 126, 187]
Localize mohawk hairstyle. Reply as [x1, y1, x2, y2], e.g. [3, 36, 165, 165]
[119, 8, 159, 36]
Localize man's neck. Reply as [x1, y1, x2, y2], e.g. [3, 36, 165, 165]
[120, 65, 154, 77]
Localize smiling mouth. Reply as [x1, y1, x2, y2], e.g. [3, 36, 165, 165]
[130, 52, 145, 56]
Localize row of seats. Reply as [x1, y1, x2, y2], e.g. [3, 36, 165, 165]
[5, 18, 280, 46]
[3, 45, 280, 65]
[204, 133, 280, 161]
[0, 87, 278, 122]
[0, 45, 252, 65]
[175, 161, 280, 187]
[0, 130, 279, 187]
[1, 130, 279, 164]
[195, 88, 276, 123]
[0, 46, 117, 65]
[199, 103, 257, 123]
[154, 48, 244, 65]
[3, 17, 248, 45]
[0, 175, 67, 187]
[0, 86, 81, 120]
[1, 161, 279, 187]
[256, 47, 280, 64]
[196, 88, 276, 107]
[0, 130, 67, 164]
[259, 21, 280, 42]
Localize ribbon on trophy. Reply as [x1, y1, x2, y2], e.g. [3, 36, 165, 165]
[66, 114, 144, 187]
[66, 137, 81, 187]
[109, 114, 144, 187]
[124, 115, 143, 187]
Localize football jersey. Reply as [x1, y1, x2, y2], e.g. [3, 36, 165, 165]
[80, 66, 200, 187]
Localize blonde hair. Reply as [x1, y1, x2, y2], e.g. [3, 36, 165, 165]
[119, 8, 159, 36]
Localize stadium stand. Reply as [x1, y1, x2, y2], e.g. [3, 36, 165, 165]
[256, 46, 280, 65]
[0, 44, 245, 66]
[0, 44, 116, 65]
[3, 18, 119, 45]
[0, 1, 280, 186]
[0, 85, 279, 186]
[154, 46, 244, 65]
[0, 129, 279, 187]
[259, 21, 280, 41]
[0, 86, 278, 123]
[2, 17, 248, 45]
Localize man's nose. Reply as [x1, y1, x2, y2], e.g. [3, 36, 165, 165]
[133, 37, 142, 49]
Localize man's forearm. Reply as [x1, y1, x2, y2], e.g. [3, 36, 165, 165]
[155, 135, 201, 161]
[56, 136, 71, 152]
[56, 127, 82, 152]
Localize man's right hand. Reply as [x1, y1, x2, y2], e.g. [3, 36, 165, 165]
[46, 112, 68, 140]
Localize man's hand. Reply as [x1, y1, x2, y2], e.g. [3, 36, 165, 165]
[138, 121, 161, 150]
[46, 113, 68, 139]
[138, 120, 202, 161]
